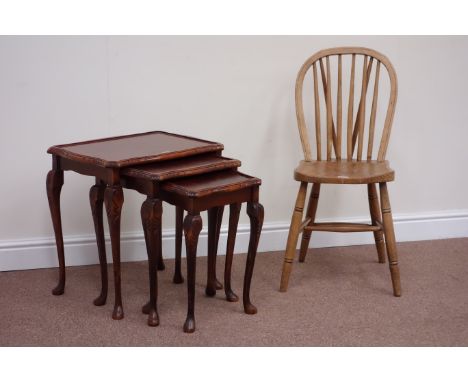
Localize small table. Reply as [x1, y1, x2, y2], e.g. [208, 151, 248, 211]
[159, 170, 263, 333]
[46, 131, 224, 319]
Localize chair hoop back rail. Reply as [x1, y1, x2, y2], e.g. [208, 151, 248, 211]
[280, 47, 401, 297]
[295, 47, 398, 162]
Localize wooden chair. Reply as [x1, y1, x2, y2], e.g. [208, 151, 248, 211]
[279, 47, 401, 296]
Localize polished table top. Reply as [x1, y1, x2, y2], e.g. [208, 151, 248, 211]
[48, 131, 224, 168]
[121, 154, 241, 181]
[160, 170, 261, 198]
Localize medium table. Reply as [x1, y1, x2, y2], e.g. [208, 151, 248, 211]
[121, 165, 263, 332]
[46, 131, 224, 319]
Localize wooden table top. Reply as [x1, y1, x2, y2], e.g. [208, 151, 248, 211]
[161, 170, 261, 198]
[48, 131, 224, 168]
[122, 154, 241, 181]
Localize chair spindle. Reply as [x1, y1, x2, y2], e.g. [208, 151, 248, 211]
[336, 54, 342, 160]
[351, 57, 374, 155]
[347, 54, 356, 159]
[325, 57, 333, 160]
[319, 58, 338, 157]
[367, 61, 381, 159]
[357, 56, 373, 160]
[312, 63, 322, 161]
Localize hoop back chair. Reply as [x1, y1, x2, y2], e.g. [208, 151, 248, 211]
[279, 47, 401, 296]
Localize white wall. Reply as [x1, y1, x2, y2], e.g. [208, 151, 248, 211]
[1, 36, 467, 270]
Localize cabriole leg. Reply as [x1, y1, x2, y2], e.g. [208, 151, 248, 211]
[214, 206, 224, 290]
[206, 206, 223, 296]
[156, 202, 165, 270]
[46, 169, 65, 296]
[173, 206, 184, 284]
[183, 213, 202, 333]
[104, 185, 124, 319]
[141, 197, 162, 327]
[89, 182, 108, 306]
[224, 203, 241, 302]
[243, 202, 264, 314]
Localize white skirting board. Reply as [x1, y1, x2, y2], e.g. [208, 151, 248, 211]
[0, 211, 467, 271]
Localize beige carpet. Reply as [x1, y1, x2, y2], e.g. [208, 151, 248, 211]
[1, 238, 467, 346]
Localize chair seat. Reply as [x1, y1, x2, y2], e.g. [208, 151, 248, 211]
[294, 160, 394, 184]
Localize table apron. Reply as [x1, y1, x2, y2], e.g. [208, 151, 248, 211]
[160, 186, 259, 213]
[60, 157, 116, 184]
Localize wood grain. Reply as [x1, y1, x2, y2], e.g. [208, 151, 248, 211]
[294, 159, 394, 184]
[48, 131, 224, 168]
[283, 47, 400, 296]
[295, 47, 398, 162]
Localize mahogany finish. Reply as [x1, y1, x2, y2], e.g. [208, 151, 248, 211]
[171, 204, 225, 288]
[46, 131, 227, 320]
[225, 203, 242, 302]
[89, 180, 108, 306]
[133, 170, 263, 333]
[161, 171, 261, 199]
[122, 154, 240, 181]
[123, 160, 244, 319]
[206, 206, 224, 296]
[141, 197, 163, 327]
[173, 206, 185, 284]
[48, 131, 224, 168]
[104, 184, 124, 319]
[46, 167, 65, 295]
[280, 47, 401, 297]
[244, 202, 264, 314]
[183, 213, 202, 333]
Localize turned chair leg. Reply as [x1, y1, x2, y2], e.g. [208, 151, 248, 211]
[298, 183, 321, 263]
[46, 169, 65, 296]
[173, 206, 184, 284]
[141, 197, 162, 327]
[104, 185, 125, 320]
[379, 182, 402, 297]
[224, 203, 241, 302]
[243, 202, 264, 314]
[368, 183, 386, 264]
[183, 213, 202, 333]
[280, 182, 308, 292]
[89, 182, 108, 306]
[206, 206, 224, 296]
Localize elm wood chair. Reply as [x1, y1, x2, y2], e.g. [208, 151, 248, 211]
[156, 170, 263, 333]
[279, 47, 401, 297]
[89, 154, 241, 325]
